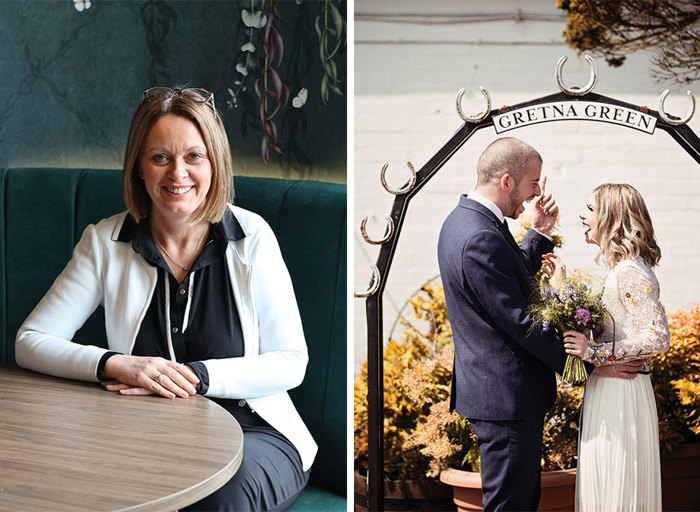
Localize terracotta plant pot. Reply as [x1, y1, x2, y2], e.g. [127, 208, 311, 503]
[661, 442, 700, 512]
[439, 467, 577, 512]
[354, 470, 456, 511]
[438, 442, 700, 511]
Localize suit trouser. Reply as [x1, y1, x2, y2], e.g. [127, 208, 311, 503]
[469, 415, 545, 512]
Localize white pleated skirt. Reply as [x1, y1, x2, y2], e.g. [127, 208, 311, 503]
[576, 373, 662, 512]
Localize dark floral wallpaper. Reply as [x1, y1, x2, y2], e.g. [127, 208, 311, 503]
[0, 0, 346, 182]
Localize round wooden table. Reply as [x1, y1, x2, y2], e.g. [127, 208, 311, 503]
[0, 366, 243, 511]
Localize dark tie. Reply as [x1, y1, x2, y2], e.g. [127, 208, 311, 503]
[498, 218, 514, 243]
[497, 218, 529, 267]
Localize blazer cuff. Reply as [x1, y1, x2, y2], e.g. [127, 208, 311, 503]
[531, 228, 553, 241]
[524, 228, 555, 251]
[96, 351, 121, 381]
[188, 361, 210, 395]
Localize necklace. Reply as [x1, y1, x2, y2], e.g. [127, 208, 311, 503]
[154, 226, 208, 272]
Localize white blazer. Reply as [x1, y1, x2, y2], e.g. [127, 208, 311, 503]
[15, 205, 318, 471]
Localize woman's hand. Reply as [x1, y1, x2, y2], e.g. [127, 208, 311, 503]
[101, 380, 151, 394]
[541, 253, 566, 289]
[102, 355, 199, 399]
[562, 330, 588, 358]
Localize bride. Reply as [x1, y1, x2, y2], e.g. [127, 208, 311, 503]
[542, 183, 670, 511]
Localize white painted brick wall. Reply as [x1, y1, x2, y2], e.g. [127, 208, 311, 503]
[353, 0, 700, 372]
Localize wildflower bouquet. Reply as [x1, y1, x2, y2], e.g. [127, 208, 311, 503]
[529, 280, 608, 383]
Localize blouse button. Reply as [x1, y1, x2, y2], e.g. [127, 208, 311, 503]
[172, 327, 179, 334]
[238, 399, 247, 407]
[179, 288, 186, 295]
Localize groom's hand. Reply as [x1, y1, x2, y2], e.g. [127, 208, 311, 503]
[593, 360, 644, 380]
[531, 176, 559, 234]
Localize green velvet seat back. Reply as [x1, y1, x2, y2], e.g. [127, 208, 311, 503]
[235, 177, 347, 495]
[2, 168, 125, 361]
[0, 168, 346, 498]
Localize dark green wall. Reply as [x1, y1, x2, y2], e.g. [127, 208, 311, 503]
[0, 0, 346, 182]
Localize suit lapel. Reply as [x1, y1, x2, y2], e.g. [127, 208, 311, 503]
[496, 220, 530, 269]
[461, 197, 531, 273]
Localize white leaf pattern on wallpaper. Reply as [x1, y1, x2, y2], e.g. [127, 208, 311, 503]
[292, 88, 308, 108]
[73, 0, 91, 12]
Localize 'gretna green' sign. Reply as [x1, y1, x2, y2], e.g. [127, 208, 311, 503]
[493, 101, 657, 134]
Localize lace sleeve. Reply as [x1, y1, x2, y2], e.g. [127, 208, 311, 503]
[584, 263, 670, 364]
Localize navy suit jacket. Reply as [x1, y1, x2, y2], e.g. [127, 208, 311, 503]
[437, 196, 567, 421]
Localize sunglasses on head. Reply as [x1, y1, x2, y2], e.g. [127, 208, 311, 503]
[141, 87, 217, 119]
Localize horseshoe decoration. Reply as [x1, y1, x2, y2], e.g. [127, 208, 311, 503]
[556, 55, 598, 96]
[360, 215, 395, 245]
[456, 86, 492, 123]
[658, 89, 696, 126]
[380, 162, 417, 195]
[354, 264, 381, 298]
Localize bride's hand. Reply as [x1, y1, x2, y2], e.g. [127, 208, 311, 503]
[541, 253, 566, 289]
[562, 330, 587, 358]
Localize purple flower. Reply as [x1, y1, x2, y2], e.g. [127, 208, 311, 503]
[574, 308, 591, 327]
[542, 320, 551, 332]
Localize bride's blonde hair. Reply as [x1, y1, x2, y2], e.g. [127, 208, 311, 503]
[593, 183, 661, 268]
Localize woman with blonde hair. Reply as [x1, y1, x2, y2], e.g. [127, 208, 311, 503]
[16, 87, 316, 511]
[542, 183, 669, 511]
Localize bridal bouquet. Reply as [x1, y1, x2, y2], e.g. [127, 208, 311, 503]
[528, 280, 608, 383]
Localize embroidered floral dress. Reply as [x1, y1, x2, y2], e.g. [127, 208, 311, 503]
[575, 257, 670, 512]
[584, 256, 670, 370]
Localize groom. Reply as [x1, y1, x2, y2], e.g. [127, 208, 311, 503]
[438, 137, 567, 511]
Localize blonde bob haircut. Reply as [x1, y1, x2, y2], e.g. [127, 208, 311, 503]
[593, 183, 661, 269]
[122, 89, 233, 224]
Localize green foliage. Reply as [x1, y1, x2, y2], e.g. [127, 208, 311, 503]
[227, 0, 347, 162]
[316, 0, 345, 104]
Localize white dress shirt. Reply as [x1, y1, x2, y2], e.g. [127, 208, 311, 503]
[467, 190, 552, 241]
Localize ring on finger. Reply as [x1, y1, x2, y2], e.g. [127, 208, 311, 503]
[154, 373, 164, 384]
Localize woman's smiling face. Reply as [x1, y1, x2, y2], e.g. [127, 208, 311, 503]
[138, 113, 212, 224]
[580, 194, 599, 246]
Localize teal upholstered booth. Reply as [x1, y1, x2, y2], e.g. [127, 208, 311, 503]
[0, 168, 346, 510]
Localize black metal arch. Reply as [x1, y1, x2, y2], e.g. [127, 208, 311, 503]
[357, 88, 700, 511]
